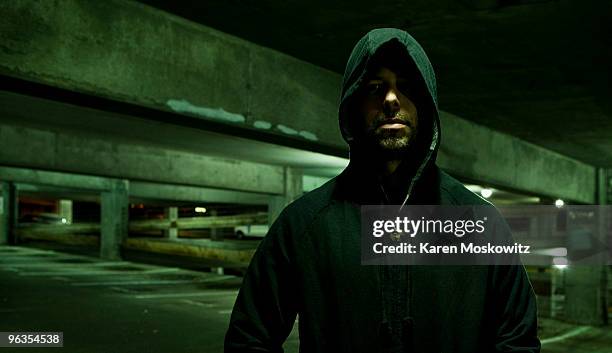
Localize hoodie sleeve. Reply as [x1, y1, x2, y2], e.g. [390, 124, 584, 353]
[490, 214, 541, 352]
[224, 213, 298, 353]
[491, 264, 541, 352]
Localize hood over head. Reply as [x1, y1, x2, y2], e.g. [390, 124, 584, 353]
[338, 28, 441, 205]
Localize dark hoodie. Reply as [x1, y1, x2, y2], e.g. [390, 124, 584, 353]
[225, 28, 540, 353]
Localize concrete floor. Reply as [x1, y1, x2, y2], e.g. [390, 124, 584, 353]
[0, 245, 610, 352]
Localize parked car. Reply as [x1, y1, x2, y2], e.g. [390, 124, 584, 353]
[234, 224, 269, 239]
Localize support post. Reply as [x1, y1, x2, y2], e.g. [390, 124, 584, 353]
[268, 167, 303, 226]
[100, 180, 129, 260]
[564, 168, 610, 325]
[210, 209, 224, 242]
[0, 182, 17, 245]
[58, 199, 73, 224]
[163, 207, 178, 240]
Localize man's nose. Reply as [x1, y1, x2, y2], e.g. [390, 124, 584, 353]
[383, 89, 400, 115]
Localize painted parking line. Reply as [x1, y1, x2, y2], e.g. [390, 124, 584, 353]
[133, 290, 237, 300]
[18, 267, 181, 277]
[72, 275, 235, 287]
[0, 247, 57, 255]
[3, 257, 131, 268]
[4, 261, 128, 268]
[541, 326, 591, 345]
[180, 299, 217, 308]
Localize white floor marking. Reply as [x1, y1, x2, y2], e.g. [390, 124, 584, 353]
[4, 261, 126, 268]
[72, 275, 234, 287]
[18, 267, 180, 277]
[541, 326, 591, 345]
[133, 290, 237, 300]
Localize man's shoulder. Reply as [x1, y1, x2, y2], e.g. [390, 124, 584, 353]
[438, 169, 492, 206]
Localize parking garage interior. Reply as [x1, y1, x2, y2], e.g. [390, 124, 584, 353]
[1, 0, 611, 352]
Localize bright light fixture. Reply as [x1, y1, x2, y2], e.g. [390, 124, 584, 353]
[554, 199, 564, 208]
[552, 256, 568, 269]
[480, 188, 493, 198]
[195, 207, 207, 213]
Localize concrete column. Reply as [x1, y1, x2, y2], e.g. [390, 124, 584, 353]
[268, 167, 303, 226]
[565, 267, 607, 325]
[550, 267, 565, 319]
[597, 167, 611, 205]
[100, 180, 129, 260]
[58, 199, 73, 224]
[163, 206, 178, 240]
[210, 209, 224, 242]
[0, 182, 17, 245]
[564, 175, 609, 325]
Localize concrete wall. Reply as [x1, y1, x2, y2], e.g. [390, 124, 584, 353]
[0, 0, 597, 203]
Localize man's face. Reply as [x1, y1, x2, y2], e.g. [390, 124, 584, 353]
[356, 66, 419, 153]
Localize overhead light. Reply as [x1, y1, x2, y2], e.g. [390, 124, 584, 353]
[480, 188, 493, 199]
[532, 247, 567, 257]
[554, 199, 564, 208]
[61, 218, 67, 224]
[195, 207, 207, 213]
[552, 256, 568, 269]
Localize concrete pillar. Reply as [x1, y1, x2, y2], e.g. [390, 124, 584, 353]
[163, 206, 178, 240]
[100, 180, 129, 260]
[210, 209, 223, 242]
[564, 170, 609, 325]
[0, 182, 17, 245]
[550, 267, 565, 319]
[268, 167, 303, 226]
[58, 199, 73, 224]
[565, 267, 607, 325]
[596, 168, 610, 205]
[209, 209, 225, 274]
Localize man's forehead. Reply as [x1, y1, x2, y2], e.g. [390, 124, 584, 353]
[367, 66, 410, 80]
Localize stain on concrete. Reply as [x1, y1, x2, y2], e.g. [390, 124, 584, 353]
[166, 99, 245, 123]
[276, 124, 298, 135]
[298, 131, 318, 141]
[276, 124, 318, 141]
[253, 120, 272, 129]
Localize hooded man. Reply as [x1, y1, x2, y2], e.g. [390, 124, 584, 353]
[225, 28, 540, 353]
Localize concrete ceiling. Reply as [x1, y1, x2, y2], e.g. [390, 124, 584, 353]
[138, 0, 612, 167]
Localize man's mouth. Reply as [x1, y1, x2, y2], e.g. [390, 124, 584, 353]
[377, 118, 409, 129]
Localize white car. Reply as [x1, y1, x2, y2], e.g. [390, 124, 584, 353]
[234, 224, 269, 239]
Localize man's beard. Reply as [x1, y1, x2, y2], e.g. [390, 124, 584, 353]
[365, 113, 417, 154]
[375, 129, 411, 151]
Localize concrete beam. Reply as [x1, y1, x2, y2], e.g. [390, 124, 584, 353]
[0, 0, 343, 150]
[1, 166, 117, 191]
[438, 112, 596, 204]
[130, 181, 269, 205]
[0, 124, 284, 195]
